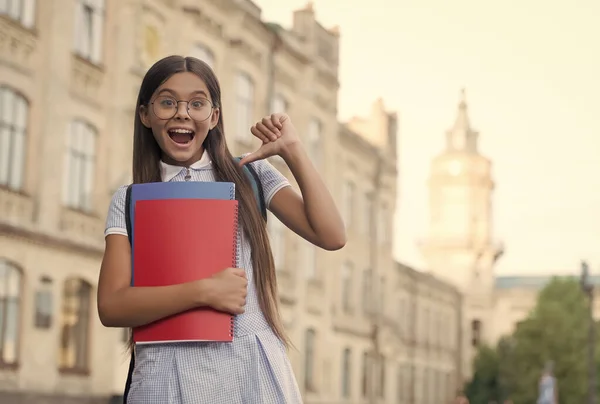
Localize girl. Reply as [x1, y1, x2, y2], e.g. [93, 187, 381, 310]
[97, 55, 346, 404]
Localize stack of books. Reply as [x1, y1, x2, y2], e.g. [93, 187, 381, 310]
[129, 181, 239, 344]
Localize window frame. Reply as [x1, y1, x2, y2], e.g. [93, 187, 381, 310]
[63, 119, 97, 212]
[0, 259, 23, 370]
[58, 277, 92, 374]
[234, 72, 254, 142]
[73, 0, 106, 64]
[0, 86, 29, 192]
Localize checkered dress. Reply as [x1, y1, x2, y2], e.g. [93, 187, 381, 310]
[105, 155, 303, 404]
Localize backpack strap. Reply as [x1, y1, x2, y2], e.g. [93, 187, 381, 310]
[125, 184, 133, 245]
[233, 157, 267, 221]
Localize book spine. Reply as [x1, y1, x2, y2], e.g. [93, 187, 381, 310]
[230, 191, 239, 339]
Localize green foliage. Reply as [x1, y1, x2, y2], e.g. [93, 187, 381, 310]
[465, 277, 599, 404]
[464, 345, 501, 403]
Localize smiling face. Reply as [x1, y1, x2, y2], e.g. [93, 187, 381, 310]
[139, 71, 220, 166]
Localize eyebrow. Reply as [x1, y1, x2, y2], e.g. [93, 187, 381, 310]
[157, 88, 209, 98]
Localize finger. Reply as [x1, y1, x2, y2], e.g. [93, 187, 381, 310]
[232, 268, 246, 277]
[271, 114, 283, 131]
[256, 122, 278, 141]
[262, 116, 281, 138]
[250, 126, 269, 144]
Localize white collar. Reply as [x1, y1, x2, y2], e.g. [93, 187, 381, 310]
[159, 151, 212, 182]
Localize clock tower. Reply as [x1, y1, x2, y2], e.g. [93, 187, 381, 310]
[419, 90, 503, 378]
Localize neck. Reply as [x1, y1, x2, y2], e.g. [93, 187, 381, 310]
[161, 147, 204, 167]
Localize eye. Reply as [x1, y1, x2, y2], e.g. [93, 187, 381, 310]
[190, 98, 209, 109]
[159, 97, 175, 107]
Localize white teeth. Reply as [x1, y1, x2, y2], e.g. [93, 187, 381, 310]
[170, 129, 193, 134]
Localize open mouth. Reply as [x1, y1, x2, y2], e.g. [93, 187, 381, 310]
[168, 128, 195, 145]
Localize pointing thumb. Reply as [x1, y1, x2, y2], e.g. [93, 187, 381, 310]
[238, 150, 262, 167]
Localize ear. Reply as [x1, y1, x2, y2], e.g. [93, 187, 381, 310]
[139, 105, 151, 128]
[210, 108, 220, 129]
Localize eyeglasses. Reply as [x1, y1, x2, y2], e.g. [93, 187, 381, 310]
[151, 95, 215, 122]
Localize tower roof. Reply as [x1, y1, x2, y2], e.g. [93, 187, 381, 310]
[445, 88, 479, 153]
[452, 88, 471, 133]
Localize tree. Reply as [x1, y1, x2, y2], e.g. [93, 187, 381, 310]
[464, 344, 501, 403]
[504, 278, 589, 404]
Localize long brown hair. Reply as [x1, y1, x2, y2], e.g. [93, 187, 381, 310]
[129, 55, 288, 347]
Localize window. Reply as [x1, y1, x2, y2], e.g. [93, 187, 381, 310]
[267, 212, 285, 270]
[341, 348, 351, 398]
[361, 351, 369, 397]
[235, 73, 254, 142]
[59, 278, 91, 372]
[341, 180, 354, 228]
[377, 356, 385, 398]
[0, 260, 22, 368]
[362, 192, 373, 235]
[34, 276, 53, 329]
[471, 319, 482, 347]
[422, 307, 429, 343]
[63, 120, 97, 211]
[0, 87, 28, 191]
[304, 242, 317, 279]
[121, 328, 129, 343]
[362, 268, 372, 314]
[190, 43, 215, 68]
[304, 328, 316, 391]
[307, 118, 321, 166]
[271, 93, 287, 114]
[0, 0, 36, 28]
[397, 365, 404, 402]
[379, 276, 385, 314]
[73, 0, 105, 64]
[377, 203, 390, 244]
[340, 262, 352, 312]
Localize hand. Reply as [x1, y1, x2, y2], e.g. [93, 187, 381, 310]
[239, 113, 302, 166]
[201, 267, 248, 315]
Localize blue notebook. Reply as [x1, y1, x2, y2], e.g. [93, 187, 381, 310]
[129, 181, 236, 282]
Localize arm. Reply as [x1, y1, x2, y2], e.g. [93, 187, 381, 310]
[98, 234, 208, 328]
[266, 143, 346, 250]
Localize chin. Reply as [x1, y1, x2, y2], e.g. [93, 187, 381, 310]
[162, 139, 203, 165]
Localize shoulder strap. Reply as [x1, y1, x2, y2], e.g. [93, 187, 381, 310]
[125, 184, 133, 245]
[233, 157, 267, 221]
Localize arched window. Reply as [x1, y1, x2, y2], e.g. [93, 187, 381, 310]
[234, 72, 254, 142]
[0, 259, 23, 368]
[0, 86, 29, 191]
[190, 44, 215, 68]
[341, 347, 351, 397]
[304, 328, 316, 391]
[63, 119, 97, 211]
[73, 0, 105, 63]
[58, 278, 92, 372]
[271, 93, 288, 114]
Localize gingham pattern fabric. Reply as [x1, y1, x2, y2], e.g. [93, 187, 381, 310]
[105, 155, 303, 404]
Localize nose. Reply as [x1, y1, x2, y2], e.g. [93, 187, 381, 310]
[174, 101, 190, 120]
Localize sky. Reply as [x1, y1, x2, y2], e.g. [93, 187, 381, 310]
[254, 0, 600, 276]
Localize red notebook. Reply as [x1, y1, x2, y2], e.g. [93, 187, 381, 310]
[132, 198, 238, 343]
